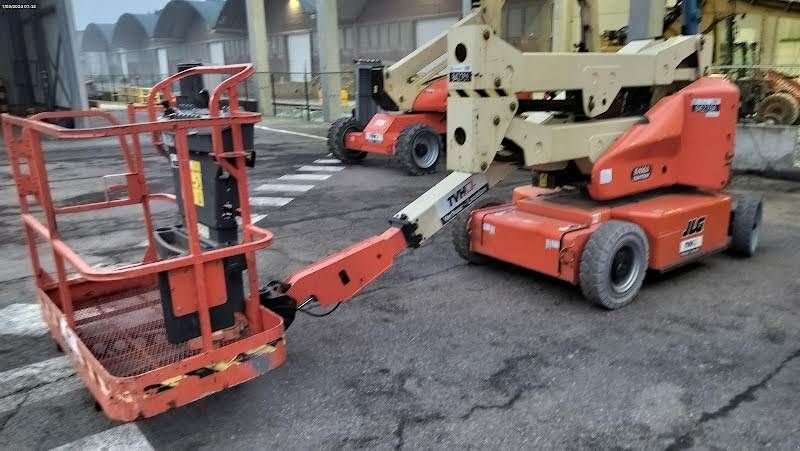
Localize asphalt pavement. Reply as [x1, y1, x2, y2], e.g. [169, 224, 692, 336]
[0, 118, 798, 450]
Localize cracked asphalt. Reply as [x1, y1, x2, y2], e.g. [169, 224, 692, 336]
[0, 117, 798, 449]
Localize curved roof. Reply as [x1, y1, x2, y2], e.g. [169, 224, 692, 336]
[111, 13, 159, 49]
[153, 0, 226, 39]
[214, 0, 245, 32]
[81, 23, 114, 51]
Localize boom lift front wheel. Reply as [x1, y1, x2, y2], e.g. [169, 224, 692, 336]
[395, 124, 443, 175]
[580, 221, 649, 310]
[329, 117, 368, 163]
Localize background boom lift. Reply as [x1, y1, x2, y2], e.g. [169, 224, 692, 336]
[326, 2, 506, 175]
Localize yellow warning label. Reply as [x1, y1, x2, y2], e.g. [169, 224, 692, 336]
[189, 160, 205, 207]
[538, 173, 548, 187]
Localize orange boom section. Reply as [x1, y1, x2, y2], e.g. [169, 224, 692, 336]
[589, 77, 739, 200]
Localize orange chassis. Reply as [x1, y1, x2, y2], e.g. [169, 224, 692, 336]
[470, 186, 732, 283]
[343, 77, 448, 155]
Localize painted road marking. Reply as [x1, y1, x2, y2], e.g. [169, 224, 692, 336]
[254, 125, 326, 141]
[313, 158, 342, 164]
[236, 214, 268, 225]
[256, 183, 315, 193]
[0, 356, 72, 400]
[249, 197, 294, 207]
[0, 303, 46, 336]
[297, 165, 344, 172]
[51, 423, 154, 451]
[278, 174, 332, 181]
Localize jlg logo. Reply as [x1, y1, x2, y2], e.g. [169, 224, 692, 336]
[682, 217, 706, 237]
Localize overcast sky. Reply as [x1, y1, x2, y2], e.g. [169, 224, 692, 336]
[72, 0, 170, 30]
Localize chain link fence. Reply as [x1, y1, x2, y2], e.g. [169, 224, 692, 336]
[85, 71, 355, 122]
[708, 65, 800, 124]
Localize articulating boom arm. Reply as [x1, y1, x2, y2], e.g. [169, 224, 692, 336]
[276, 1, 714, 313]
[380, 1, 505, 111]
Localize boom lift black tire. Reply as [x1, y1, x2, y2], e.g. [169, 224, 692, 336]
[328, 117, 368, 163]
[395, 124, 443, 175]
[579, 220, 649, 310]
[730, 195, 763, 257]
[452, 196, 506, 265]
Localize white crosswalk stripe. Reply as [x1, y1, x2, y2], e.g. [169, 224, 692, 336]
[297, 165, 344, 172]
[0, 356, 72, 401]
[51, 423, 154, 450]
[278, 174, 332, 181]
[253, 125, 326, 141]
[235, 214, 268, 225]
[256, 183, 315, 193]
[313, 158, 342, 164]
[0, 303, 47, 336]
[249, 197, 293, 207]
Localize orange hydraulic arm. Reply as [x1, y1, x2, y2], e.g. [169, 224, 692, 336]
[282, 227, 409, 308]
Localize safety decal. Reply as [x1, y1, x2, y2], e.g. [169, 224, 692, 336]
[631, 165, 651, 182]
[366, 132, 384, 144]
[436, 173, 489, 225]
[691, 98, 721, 118]
[599, 168, 613, 184]
[449, 64, 472, 83]
[679, 235, 703, 256]
[189, 160, 205, 207]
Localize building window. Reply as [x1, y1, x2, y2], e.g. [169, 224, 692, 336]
[358, 25, 369, 49]
[345, 26, 355, 49]
[399, 21, 413, 49]
[370, 25, 379, 49]
[389, 22, 400, 47]
[507, 5, 524, 39]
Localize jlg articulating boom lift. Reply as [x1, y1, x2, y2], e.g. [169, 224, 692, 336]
[327, 3, 503, 175]
[3, 0, 760, 421]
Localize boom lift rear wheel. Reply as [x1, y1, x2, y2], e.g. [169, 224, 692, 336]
[579, 221, 649, 310]
[395, 124, 443, 175]
[452, 196, 506, 265]
[329, 117, 368, 163]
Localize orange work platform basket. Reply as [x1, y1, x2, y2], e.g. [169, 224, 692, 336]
[1, 65, 288, 421]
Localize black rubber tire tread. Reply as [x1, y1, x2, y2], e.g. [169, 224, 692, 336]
[579, 220, 649, 310]
[328, 117, 368, 163]
[452, 196, 506, 265]
[757, 92, 800, 125]
[395, 124, 442, 176]
[730, 195, 763, 257]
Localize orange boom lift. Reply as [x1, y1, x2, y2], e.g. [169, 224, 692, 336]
[1, 2, 762, 422]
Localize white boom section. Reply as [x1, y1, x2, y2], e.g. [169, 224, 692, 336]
[382, 1, 505, 111]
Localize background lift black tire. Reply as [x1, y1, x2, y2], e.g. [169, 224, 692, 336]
[452, 196, 506, 265]
[580, 220, 649, 310]
[757, 92, 800, 125]
[730, 195, 763, 257]
[328, 117, 368, 163]
[395, 124, 443, 175]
